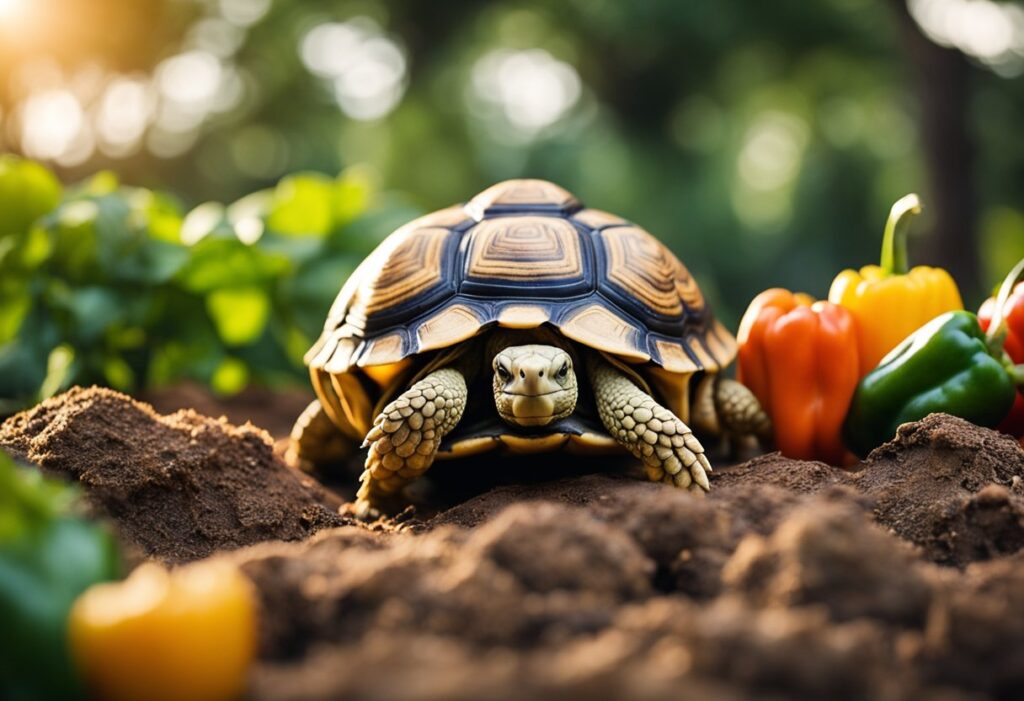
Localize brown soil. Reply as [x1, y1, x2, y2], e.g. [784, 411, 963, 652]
[142, 381, 315, 441]
[0, 387, 345, 563]
[4, 388, 1024, 700]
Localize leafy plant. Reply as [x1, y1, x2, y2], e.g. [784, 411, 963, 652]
[0, 156, 420, 412]
[0, 449, 120, 700]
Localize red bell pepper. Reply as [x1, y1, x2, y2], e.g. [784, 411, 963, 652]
[979, 275, 1024, 437]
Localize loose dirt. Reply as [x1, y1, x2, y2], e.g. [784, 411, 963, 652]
[0, 387, 345, 563]
[4, 388, 1024, 700]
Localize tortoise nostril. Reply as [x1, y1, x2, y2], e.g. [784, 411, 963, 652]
[539, 370, 544, 377]
[520, 370, 525, 379]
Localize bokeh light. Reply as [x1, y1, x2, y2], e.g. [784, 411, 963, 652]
[218, 0, 272, 27]
[19, 90, 85, 162]
[300, 19, 408, 121]
[156, 51, 223, 108]
[470, 49, 582, 139]
[909, 0, 1024, 75]
[96, 77, 155, 157]
[732, 111, 810, 232]
[738, 112, 809, 193]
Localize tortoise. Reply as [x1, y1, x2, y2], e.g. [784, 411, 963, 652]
[291, 179, 770, 516]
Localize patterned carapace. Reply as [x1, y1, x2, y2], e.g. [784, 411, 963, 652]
[306, 179, 734, 379]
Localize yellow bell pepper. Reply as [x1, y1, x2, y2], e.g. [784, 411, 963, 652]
[68, 560, 258, 701]
[829, 194, 963, 375]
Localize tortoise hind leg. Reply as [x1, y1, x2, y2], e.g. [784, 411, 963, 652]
[690, 375, 772, 457]
[287, 399, 356, 473]
[587, 353, 712, 493]
[357, 367, 468, 519]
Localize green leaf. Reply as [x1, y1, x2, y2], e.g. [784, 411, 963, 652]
[282, 324, 312, 368]
[227, 189, 273, 242]
[121, 240, 189, 285]
[43, 200, 101, 281]
[0, 157, 62, 240]
[333, 168, 373, 226]
[205, 286, 271, 345]
[102, 356, 134, 391]
[48, 286, 123, 344]
[181, 201, 232, 245]
[0, 281, 31, 343]
[147, 338, 220, 388]
[0, 449, 120, 701]
[39, 345, 75, 400]
[81, 170, 119, 196]
[282, 254, 360, 336]
[0, 450, 78, 540]
[256, 231, 325, 266]
[18, 226, 53, 269]
[266, 173, 334, 237]
[178, 236, 290, 292]
[211, 357, 249, 395]
[0, 306, 58, 405]
[0, 225, 52, 272]
[108, 326, 146, 350]
[133, 189, 184, 244]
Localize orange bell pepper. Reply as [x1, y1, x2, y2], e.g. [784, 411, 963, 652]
[829, 194, 963, 375]
[737, 289, 860, 465]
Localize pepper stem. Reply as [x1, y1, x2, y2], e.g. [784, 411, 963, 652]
[985, 257, 1024, 354]
[879, 194, 922, 276]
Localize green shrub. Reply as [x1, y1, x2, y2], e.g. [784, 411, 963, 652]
[0, 156, 420, 413]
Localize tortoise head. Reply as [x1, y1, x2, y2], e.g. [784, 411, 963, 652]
[492, 345, 577, 427]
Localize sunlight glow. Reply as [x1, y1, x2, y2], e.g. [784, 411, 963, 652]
[0, 0, 23, 19]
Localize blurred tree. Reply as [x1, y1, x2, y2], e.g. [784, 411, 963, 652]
[890, 0, 978, 294]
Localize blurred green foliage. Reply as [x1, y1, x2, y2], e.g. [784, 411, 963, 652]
[0, 155, 418, 411]
[0, 448, 121, 700]
[0, 0, 1022, 404]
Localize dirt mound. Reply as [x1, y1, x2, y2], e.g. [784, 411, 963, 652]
[238, 494, 1008, 701]
[855, 413, 1024, 565]
[142, 381, 315, 442]
[721, 500, 934, 627]
[0, 386, 345, 563]
[7, 388, 1024, 700]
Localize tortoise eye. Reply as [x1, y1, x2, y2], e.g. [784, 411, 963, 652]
[557, 363, 569, 378]
[497, 365, 512, 381]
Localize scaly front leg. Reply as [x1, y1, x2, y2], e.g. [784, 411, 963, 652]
[357, 367, 467, 518]
[587, 355, 712, 493]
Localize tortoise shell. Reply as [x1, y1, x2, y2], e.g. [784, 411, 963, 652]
[305, 179, 736, 439]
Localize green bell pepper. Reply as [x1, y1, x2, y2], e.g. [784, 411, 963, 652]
[844, 309, 1020, 458]
[0, 450, 120, 701]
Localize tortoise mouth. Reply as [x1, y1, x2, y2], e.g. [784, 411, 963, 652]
[497, 390, 575, 427]
[497, 412, 557, 427]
